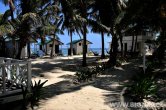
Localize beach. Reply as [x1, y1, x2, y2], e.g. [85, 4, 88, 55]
[1, 55, 165, 110]
[30, 55, 137, 110]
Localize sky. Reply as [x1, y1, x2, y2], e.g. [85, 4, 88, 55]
[0, 3, 112, 49]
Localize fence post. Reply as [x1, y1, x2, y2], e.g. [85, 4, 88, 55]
[27, 61, 31, 92]
[16, 64, 20, 83]
[0, 58, 4, 76]
[6, 59, 11, 80]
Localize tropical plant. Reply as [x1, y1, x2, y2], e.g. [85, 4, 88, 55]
[60, 0, 82, 56]
[0, 0, 62, 59]
[22, 80, 48, 109]
[88, 0, 127, 66]
[69, 0, 95, 66]
[119, 0, 166, 51]
[0, 0, 15, 20]
[75, 63, 106, 82]
[127, 76, 157, 102]
[30, 80, 48, 108]
[88, 19, 110, 59]
[0, 11, 15, 57]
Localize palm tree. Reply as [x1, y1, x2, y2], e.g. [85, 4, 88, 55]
[89, 0, 126, 66]
[0, 11, 15, 57]
[70, 0, 94, 66]
[0, 0, 57, 59]
[60, 0, 82, 56]
[88, 20, 110, 59]
[0, 0, 15, 20]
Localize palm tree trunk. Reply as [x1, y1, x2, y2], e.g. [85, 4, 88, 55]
[134, 35, 138, 52]
[8, 0, 15, 21]
[27, 42, 31, 58]
[9, 7, 14, 21]
[12, 38, 16, 58]
[70, 31, 73, 56]
[130, 34, 134, 52]
[108, 31, 118, 66]
[50, 35, 55, 57]
[16, 42, 23, 59]
[82, 23, 87, 67]
[119, 33, 123, 57]
[101, 31, 105, 59]
[15, 0, 30, 59]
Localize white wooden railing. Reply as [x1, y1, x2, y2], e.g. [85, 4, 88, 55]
[0, 57, 31, 97]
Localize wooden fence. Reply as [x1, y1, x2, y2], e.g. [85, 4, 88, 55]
[0, 57, 31, 103]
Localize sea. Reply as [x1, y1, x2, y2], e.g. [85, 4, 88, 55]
[31, 48, 109, 56]
[61, 48, 109, 56]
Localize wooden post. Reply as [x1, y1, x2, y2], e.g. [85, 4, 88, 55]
[27, 61, 31, 91]
[0, 58, 4, 76]
[2, 65, 6, 94]
[6, 60, 11, 80]
[16, 64, 19, 83]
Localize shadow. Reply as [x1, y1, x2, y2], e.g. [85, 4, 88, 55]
[40, 80, 94, 100]
[31, 56, 100, 77]
[58, 74, 76, 80]
[90, 59, 142, 109]
[32, 57, 142, 107]
[2, 56, 165, 110]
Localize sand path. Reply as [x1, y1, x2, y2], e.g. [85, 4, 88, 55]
[31, 56, 138, 110]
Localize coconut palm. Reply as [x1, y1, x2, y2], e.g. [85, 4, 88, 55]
[69, 0, 94, 66]
[60, 0, 82, 56]
[118, 0, 166, 56]
[88, 19, 110, 59]
[0, 11, 15, 57]
[0, 0, 59, 59]
[0, 0, 15, 20]
[88, 0, 126, 66]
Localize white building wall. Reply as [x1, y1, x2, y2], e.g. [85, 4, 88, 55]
[116, 35, 155, 54]
[46, 41, 60, 54]
[46, 42, 52, 54]
[76, 42, 83, 54]
[74, 41, 90, 55]
[72, 43, 77, 54]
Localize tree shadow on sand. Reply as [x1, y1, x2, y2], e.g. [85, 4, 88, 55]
[2, 58, 144, 110]
[90, 60, 141, 109]
[38, 60, 141, 109]
[40, 80, 94, 100]
[32, 56, 99, 77]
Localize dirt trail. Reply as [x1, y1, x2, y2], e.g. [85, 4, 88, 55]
[31, 56, 138, 110]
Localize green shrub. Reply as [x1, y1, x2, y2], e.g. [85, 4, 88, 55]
[75, 63, 106, 82]
[22, 80, 48, 109]
[30, 80, 48, 106]
[75, 68, 91, 82]
[126, 75, 157, 102]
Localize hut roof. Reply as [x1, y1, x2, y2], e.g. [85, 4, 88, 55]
[38, 39, 64, 45]
[66, 39, 92, 45]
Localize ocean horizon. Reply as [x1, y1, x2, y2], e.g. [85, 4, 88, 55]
[61, 48, 109, 56]
[31, 47, 109, 56]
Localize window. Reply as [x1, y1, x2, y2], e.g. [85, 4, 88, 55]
[49, 44, 53, 47]
[79, 43, 81, 46]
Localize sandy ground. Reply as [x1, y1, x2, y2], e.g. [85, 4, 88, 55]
[29, 55, 132, 110]
[28, 55, 165, 110]
[0, 55, 165, 110]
